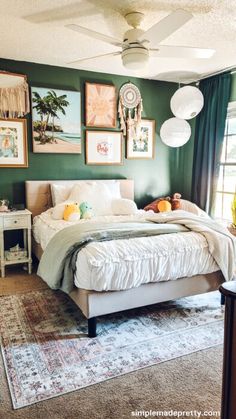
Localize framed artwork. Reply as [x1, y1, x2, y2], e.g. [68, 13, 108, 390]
[85, 82, 116, 128]
[0, 118, 28, 167]
[127, 119, 155, 159]
[86, 131, 122, 165]
[31, 86, 81, 154]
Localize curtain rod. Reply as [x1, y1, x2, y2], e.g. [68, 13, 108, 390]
[197, 66, 236, 82]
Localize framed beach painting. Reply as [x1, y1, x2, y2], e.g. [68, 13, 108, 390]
[0, 119, 28, 167]
[85, 82, 116, 128]
[86, 131, 122, 165]
[31, 87, 81, 153]
[127, 119, 155, 159]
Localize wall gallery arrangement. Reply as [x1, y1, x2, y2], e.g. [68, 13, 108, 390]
[85, 81, 156, 164]
[0, 118, 28, 167]
[31, 86, 81, 154]
[0, 71, 156, 166]
[86, 131, 122, 165]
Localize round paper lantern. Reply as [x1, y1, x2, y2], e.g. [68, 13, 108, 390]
[170, 86, 204, 120]
[160, 117, 191, 147]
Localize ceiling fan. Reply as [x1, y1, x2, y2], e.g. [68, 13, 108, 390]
[66, 9, 215, 70]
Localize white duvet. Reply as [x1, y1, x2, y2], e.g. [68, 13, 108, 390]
[33, 209, 219, 291]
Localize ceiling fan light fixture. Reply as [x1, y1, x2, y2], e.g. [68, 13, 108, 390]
[122, 48, 149, 70]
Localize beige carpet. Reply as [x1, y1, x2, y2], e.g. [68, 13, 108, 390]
[0, 268, 48, 296]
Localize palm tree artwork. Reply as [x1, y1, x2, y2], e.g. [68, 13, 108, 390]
[31, 87, 81, 154]
[46, 91, 69, 142]
[32, 90, 69, 144]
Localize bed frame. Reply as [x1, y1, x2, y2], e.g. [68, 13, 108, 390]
[25, 179, 225, 337]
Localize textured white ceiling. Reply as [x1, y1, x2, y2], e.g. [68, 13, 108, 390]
[0, 0, 236, 82]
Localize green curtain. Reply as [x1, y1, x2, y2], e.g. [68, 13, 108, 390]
[191, 72, 231, 214]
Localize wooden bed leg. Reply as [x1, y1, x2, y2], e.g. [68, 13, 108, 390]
[221, 294, 225, 306]
[88, 317, 97, 338]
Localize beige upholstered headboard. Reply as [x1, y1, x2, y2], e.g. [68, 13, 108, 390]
[25, 179, 134, 218]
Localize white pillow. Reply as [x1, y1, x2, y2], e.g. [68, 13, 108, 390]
[51, 180, 121, 206]
[51, 184, 71, 206]
[68, 182, 113, 216]
[179, 199, 209, 218]
[112, 198, 138, 215]
[106, 181, 121, 199]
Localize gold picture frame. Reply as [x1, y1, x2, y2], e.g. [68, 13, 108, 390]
[0, 118, 28, 168]
[86, 130, 123, 165]
[85, 82, 116, 128]
[127, 119, 155, 160]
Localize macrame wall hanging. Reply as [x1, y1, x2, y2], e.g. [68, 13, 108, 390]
[118, 82, 143, 136]
[0, 71, 30, 118]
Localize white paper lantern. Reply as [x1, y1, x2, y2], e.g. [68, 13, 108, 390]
[170, 86, 204, 120]
[160, 117, 191, 147]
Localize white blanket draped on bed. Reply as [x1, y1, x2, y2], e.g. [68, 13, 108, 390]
[147, 211, 236, 283]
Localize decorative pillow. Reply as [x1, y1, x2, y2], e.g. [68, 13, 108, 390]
[63, 204, 81, 222]
[179, 199, 209, 217]
[112, 198, 138, 215]
[51, 184, 71, 206]
[68, 182, 113, 216]
[105, 181, 121, 199]
[51, 180, 121, 206]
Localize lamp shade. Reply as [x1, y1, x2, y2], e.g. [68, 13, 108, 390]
[160, 117, 191, 147]
[170, 86, 204, 120]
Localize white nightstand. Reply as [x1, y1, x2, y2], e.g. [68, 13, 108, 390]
[0, 209, 32, 278]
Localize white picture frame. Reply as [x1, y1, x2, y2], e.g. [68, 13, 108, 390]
[86, 131, 123, 165]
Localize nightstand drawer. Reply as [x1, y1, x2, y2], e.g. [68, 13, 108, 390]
[4, 216, 28, 229]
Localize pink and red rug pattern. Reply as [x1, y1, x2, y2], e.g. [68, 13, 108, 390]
[0, 290, 223, 409]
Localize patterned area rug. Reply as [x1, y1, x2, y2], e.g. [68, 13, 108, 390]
[0, 289, 224, 409]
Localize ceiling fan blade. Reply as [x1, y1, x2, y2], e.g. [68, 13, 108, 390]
[138, 9, 192, 46]
[68, 51, 121, 65]
[150, 45, 215, 59]
[66, 24, 122, 47]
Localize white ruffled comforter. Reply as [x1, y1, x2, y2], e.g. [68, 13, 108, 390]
[33, 210, 219, 291]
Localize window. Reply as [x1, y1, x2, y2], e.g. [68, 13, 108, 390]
[214, 102, 236, 221]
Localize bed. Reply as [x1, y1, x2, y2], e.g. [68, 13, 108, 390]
[25, 179, 228, 337]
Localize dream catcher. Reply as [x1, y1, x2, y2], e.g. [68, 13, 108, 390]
[118, 82, 143, 136]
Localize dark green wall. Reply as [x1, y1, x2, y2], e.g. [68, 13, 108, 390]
[0, 58, 176, 209]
